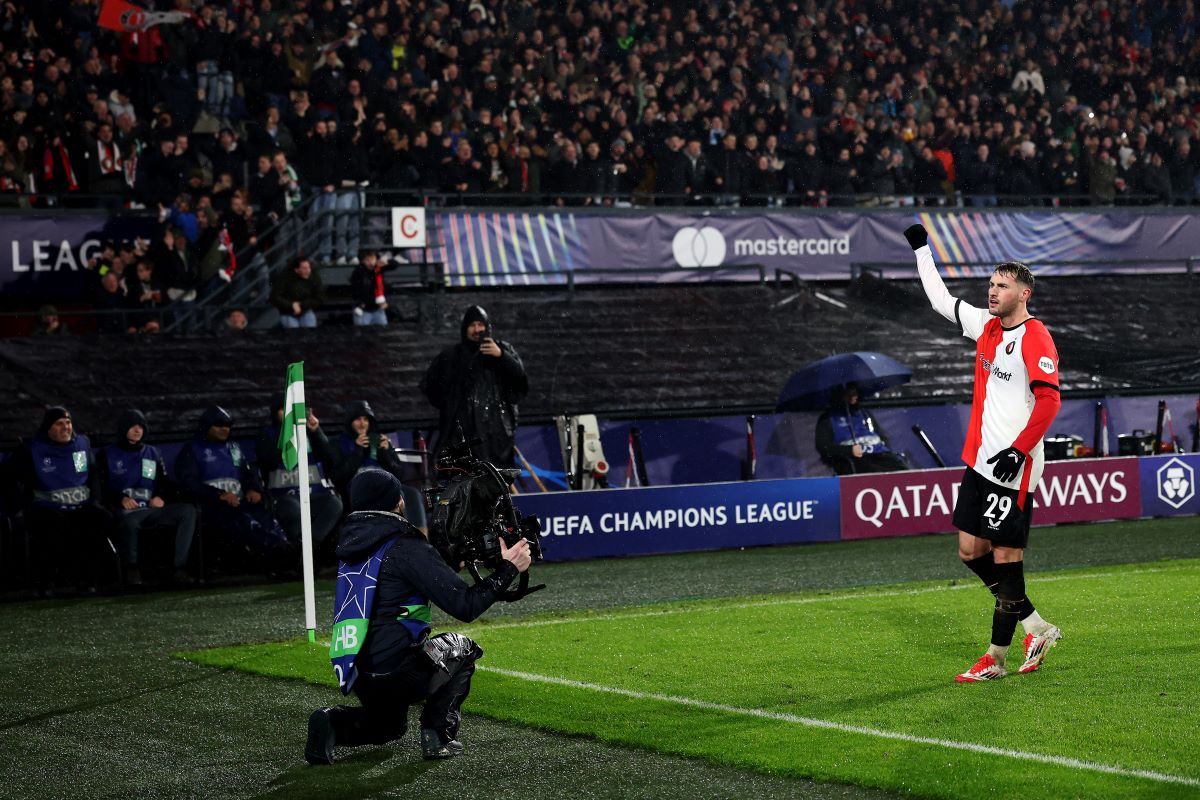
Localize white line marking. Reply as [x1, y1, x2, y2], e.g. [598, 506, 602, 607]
[479, 666, 1200, 789]
[467, 565, 1187, 633]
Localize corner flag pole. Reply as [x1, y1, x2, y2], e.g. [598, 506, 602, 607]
[280, 362, 317, 642]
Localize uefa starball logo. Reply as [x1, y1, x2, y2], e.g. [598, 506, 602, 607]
[672, 226, 727, 267]
[1156, 457, 1195, 509]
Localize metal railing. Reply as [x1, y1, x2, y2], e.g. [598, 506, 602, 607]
[852, 257, 1200, 278]
[7, 187, 1178, 212]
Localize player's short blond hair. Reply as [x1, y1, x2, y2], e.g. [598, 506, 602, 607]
[995, 261, 1035, 293]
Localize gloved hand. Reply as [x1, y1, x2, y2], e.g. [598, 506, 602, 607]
[903, 224, 928, 250]
[986, 447, 1027, 483]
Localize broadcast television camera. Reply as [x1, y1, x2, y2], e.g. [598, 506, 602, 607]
[426, 439, 545, 601]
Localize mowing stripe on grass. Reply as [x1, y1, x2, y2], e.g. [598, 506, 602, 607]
[468, 564, 1183, 633]
[480, 666, 1200, 789]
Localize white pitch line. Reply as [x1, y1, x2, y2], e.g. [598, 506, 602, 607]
[479, 666, 1200, 789]
[467, 565, 1186, 633]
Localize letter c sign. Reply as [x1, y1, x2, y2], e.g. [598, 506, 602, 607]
[391, 207, 427, 248]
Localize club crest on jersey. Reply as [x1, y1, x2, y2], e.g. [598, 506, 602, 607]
[1038, 356, 1056, 374]
[1005, 341, 1016, 355]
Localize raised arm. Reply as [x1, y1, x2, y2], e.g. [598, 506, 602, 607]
[904, 224, 987, 341]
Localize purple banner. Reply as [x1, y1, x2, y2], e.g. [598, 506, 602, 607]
[839, 457, 1142, 540]
[513, 476, 841, 561]
[435, 209, 1200, 285]
[1139, 454, 1200, 517]
[0, 214, 158, 302]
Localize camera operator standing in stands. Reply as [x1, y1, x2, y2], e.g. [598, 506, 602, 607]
[421, 305, 528, 468]
[305, 470, 531, 764]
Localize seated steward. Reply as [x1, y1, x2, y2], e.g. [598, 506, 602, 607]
[174, 405, 293, 570]
[2, 407, 112, 594]
[98, 409, 197, 586]
[256, 397, 344, 547]
[815, 383, 909, 475]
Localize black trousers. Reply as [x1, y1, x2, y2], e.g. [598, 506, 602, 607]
[25, 505, 114, 589]
[328, 640, 479, 747]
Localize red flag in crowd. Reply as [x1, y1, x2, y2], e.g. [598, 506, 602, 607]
[217, 227, 238, 282]
[98, 0, 192, 32]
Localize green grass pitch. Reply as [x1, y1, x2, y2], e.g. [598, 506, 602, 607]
[183, 558, 1200, 799]
[4, 516, 1200, 800]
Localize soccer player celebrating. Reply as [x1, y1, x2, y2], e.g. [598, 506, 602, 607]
[904, 223, 1063, 682]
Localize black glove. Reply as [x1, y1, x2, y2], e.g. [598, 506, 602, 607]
[903, 224, 928, 250]
[986, 447, 1027, 483]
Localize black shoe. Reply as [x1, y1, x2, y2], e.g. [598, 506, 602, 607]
[305, 708, 336, 765]
[171, 569, 196, 586]
[125, 567, 143, 587]
[420, 729, 462, 759]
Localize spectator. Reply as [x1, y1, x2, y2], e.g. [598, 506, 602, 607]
[1, 407, 111, 595]
[480, 140, 514, 195]
[249, 154, 285, 221]
[911, 146, 948, 205]
[682, 140, 712, 201]
[128, 258, 166, 333]
[815, 384, 908, 475]
[32, 305, 69, 336]
[332, 400, 427, 532]
[270, 256, 325, 329]
[960, 144, 999, 206]
[221, 308, 249, 334]
[712, 133, 750, 203]
[83, 122, 128, 196]
[174, 406, 294, 573]
[256, 400, 343, 551]
[444, 138, 486, 196]
[94, 271, 135, 334]
[210, 127, 248, 188]
[1169, 140, 1197, 205]
[421, 305, 528, 469]
[98, 410, 197, 586]
[1089, 150, 1119, 205]
[654, 134, 689, 204]
[350, 249, 389, 326]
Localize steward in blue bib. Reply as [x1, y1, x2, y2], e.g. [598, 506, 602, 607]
[99, 409, 197, 585]
[175, 406, 259, 501]
[101, 410, 171, 510]
[2, 406, 113, 593]
[815, 383, 909, 475]
[26, 412, 97, 511]
[256, 396, 343, 547]
[306, 470, 522, 765]
[174, 405, 291, 565]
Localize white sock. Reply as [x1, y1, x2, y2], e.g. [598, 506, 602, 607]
[986, 644, 1008, 665]
[1021, 610, 1050, 636]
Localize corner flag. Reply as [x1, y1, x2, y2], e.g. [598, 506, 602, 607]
[279, 362, 305, 469]
[280, 361, 317, 641]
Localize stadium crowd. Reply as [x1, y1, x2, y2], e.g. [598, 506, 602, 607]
[3, 0, 1200, 211]
[3, 0, 1200, 324]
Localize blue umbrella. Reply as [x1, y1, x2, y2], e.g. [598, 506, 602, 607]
[775, 352, 913, 412]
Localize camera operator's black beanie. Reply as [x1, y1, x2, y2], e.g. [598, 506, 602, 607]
[350, 469, 403, 512]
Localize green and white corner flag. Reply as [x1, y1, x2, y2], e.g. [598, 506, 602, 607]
[278, 362, 306, 470]
[280, 361, 317, 642]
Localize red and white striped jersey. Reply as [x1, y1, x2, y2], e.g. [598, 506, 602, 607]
[916, 246, 1060, 502]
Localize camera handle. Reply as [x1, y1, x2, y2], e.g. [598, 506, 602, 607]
[476, 460, 545, 602]
[466, 559, 545, 601]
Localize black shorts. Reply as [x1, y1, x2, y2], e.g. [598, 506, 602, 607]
[953, 468, 1033, 548]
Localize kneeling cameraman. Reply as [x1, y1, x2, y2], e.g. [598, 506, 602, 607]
[305, 469, 530, 764]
